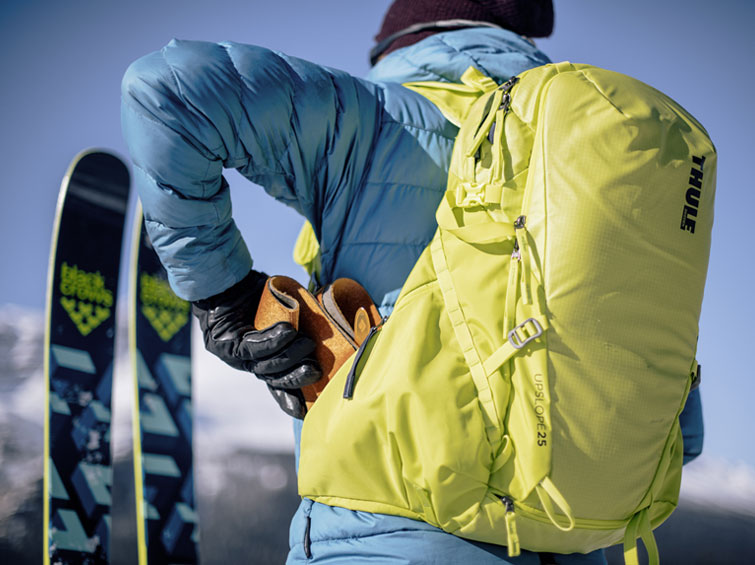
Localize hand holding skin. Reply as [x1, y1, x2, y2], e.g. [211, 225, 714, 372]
[191, 270, 321, 418]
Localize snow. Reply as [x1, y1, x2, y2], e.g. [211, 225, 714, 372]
[680, 456, 755, 517]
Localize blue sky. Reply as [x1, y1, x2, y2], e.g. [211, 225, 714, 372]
[2, 0, 754, 468]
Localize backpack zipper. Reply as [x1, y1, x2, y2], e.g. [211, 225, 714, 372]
[342, 317, 387, 399]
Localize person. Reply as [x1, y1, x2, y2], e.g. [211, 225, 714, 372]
[121, 1, 704, 563]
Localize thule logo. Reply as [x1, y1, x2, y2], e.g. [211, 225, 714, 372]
[680, 155, 706, 234]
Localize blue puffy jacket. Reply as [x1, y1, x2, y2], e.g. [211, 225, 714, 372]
[120, 28, 550, 305]
[122, 27, 703, 564]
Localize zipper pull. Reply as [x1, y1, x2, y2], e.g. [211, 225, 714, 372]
[343, 317, 386, 399]
[513, 215, 533, 305]
[511, 239, 520, 261]
[501, 496, 521, 557]
[512, 215, 525, 261]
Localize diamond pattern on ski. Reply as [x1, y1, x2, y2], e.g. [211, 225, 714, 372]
[44, 150, 130, 565]
[131, 205, 198, 564]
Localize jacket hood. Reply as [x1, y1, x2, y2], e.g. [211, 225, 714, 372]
[366, 27, 551, 85]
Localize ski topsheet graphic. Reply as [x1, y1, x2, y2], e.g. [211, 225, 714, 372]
[44, 150, 130, 564]
[131, 204, 198, 564]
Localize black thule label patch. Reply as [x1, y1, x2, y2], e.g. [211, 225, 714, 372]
[680, 155, 706, 234]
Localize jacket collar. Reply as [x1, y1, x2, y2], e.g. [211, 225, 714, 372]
[366, 27, 550, 86]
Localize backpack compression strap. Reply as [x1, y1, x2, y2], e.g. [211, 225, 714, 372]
[623, 508, 659, 565]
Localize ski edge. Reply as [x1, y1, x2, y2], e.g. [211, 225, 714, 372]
[130, 201, 150, 565]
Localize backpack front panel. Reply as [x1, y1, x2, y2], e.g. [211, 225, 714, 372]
[522, 67, 715, 520]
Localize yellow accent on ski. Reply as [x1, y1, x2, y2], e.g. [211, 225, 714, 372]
[139, 272, 190, 342]
[58, 262, 113, 336]
[130, 205, 149, 565]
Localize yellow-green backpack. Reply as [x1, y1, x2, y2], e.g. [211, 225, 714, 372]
[298, 62, 716, 564]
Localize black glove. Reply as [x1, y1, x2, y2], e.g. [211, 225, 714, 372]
[191, 270, 321, 418]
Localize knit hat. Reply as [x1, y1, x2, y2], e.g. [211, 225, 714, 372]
[371, 0, 554, 64]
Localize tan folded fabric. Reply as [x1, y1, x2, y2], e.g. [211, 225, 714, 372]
[254, 275, 381, 410]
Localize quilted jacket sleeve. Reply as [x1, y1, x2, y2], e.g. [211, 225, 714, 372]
[121, 39, 381, 301]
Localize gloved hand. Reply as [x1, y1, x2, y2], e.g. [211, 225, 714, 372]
[191, 270, 322, 419]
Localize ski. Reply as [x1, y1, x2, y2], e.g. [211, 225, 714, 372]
[44, 149, 131, 564]
[130, 203, 198, 564]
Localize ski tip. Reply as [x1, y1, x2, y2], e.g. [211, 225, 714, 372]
[63, 148, 131, 190]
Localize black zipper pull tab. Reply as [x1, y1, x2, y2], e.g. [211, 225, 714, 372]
[500, 496, 521, 557]
[343, 317, 386, 399]
[511, 216, 525, 260]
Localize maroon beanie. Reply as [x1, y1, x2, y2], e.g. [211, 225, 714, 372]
[371, 0, 554, 64]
